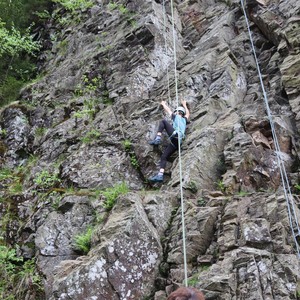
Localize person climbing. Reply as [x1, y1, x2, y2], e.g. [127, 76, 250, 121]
[167, 287, 206, 300]
[148, 99, 190, 182]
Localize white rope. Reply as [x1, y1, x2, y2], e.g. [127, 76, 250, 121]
[169, 0, 189, 286]
[241, 0, 300, 258]
[162, 0, 171, 102]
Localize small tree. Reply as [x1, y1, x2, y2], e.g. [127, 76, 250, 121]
[0, 0, 49, 107]
[0, 21, 40, 58]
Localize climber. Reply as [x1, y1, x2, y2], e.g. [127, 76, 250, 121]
[148, 99, 190, 182]
[167, 287, 206, 300]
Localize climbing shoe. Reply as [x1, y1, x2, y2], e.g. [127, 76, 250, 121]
[148, 138, 161, 145]
[149, 174, 164, 182]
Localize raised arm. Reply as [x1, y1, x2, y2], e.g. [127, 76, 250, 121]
[181, 100, 190, 120]
[160, 101, 172, 116]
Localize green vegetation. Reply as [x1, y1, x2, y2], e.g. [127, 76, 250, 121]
[57, 39, 69, 56]
[84, 75, 101, 93]
[0, 23, 40, 106]
[0, 167, 26, 241]
[101, 89, 113, 105]
[34, 10, 51, 20]
[0, 245, 44, 299]
[130, 155, 139, 169]
[0, 129, 6, 136]
[0, 210, 15, 240]
[187, 275, 198, 287]
[0, 167, 24, 196]
[0, 0, 50, 107]
[0, 0, 50, 30]
[53, 0, 93, 12]
[94, 212, 104, 224]
[0, 168, 15, 181]
[0, 23, 39, 58]
[80, 129, 101, 144]
[200, 265, 210, 272]
[102, 182, 129, 211]
[75, 74, 102, 96]
[74, 99, 98, 120]
[108, 2, 128, 14]
[49, 191, 63, 210]
[122, 139, 140, 169]
[27, 154, 39, 167]
[187, 266, 210, 287]
[187, 180, 198, 194]
[33, 170, 61, 190]
[34, 126, 47, 137]
[294, 184, 300, 192]
[8, 181, 23, 195]
[216, 180, 225, 193]
[73, 74, 113, 121]
[122, 139, 132, 152]
[197, 197, 206, 207]
[237, 190, 249, 197]
[108, 2, 118, 10]
[73, 227, 93, 254]
[108, 1, 136, 27]
[73, 74, 105, 120]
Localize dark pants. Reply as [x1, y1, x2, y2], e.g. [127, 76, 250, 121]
[157, 119, 179, 169]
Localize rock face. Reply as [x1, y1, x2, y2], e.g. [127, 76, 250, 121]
[0, 0, 300, 299]
[50, 194, 165, 300]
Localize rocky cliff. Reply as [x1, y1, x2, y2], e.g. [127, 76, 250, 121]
[0, 0, 300, 299]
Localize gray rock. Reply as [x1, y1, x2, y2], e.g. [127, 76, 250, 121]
[0, 0, 299, 299]
[50, 194, 163, 299]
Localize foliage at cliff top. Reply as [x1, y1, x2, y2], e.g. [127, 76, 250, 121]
[53, 0, 94, 12]
[0, 21, 40, 58]
[0, 0, 50, 107]
[0, 0, 50, 30]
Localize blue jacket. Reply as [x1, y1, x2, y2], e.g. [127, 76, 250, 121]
[172, 114, 187, 142]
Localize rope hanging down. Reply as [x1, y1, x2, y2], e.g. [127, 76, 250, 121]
[162, 0, 171, 102]
[241, 0, 300, 258]
[169, 0, 189, 286]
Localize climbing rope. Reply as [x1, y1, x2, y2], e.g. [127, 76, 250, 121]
[162, 0, 171, 102]
[241, 0, 300, 258]
[169, 0, 189, 286]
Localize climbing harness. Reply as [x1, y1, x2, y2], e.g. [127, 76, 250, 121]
[169, 0, 189, 286]
[241, 0, 300, 259]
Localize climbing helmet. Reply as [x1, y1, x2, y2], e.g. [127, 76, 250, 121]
[174, 106, 186, 116]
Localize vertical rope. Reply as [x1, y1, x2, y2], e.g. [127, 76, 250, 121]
[169, 0, 189, 286]
[241, 0, 300, 258]
[162, 0, 171, 102]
